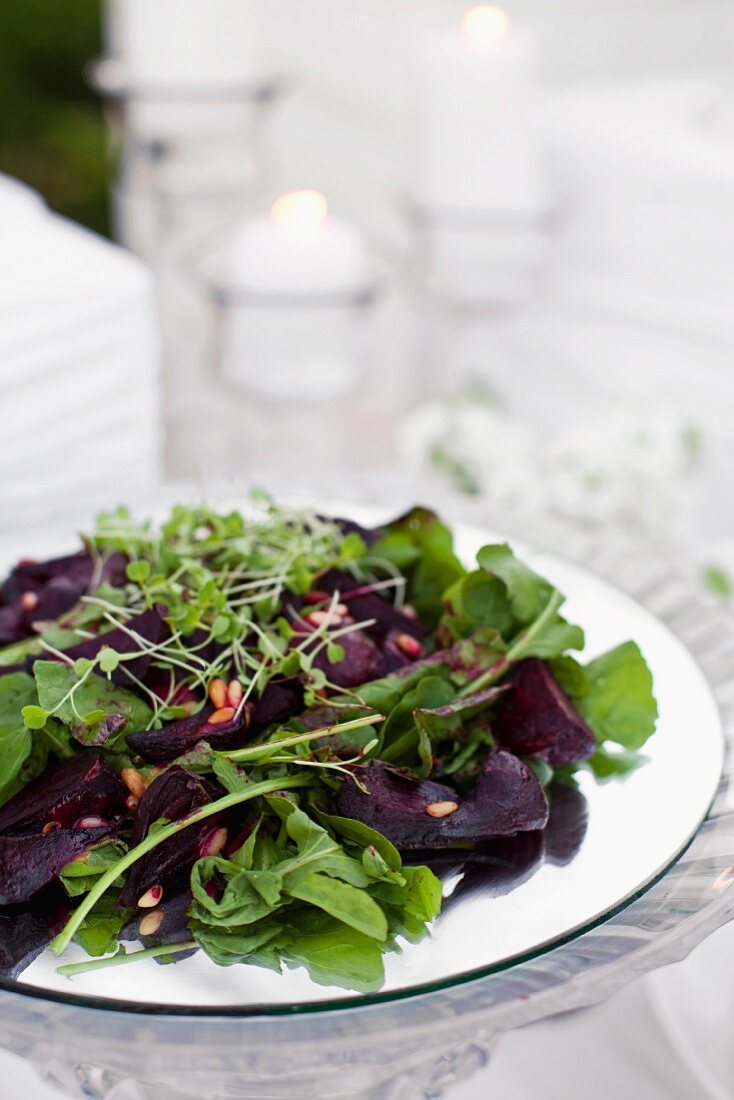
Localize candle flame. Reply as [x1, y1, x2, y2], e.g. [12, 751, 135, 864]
[460, 5, 509, 51]
[271, 190, 328, 234]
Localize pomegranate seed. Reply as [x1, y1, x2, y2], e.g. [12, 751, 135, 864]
[396, 633, 422, 658]
[208, 678, 228, 709]
[425, 801, 458, 818]
[121, 767, 146, 800]
[125, 794, 139, 811]
[20, 591, 38, 611]
[226, 679, 243, 708]
[333, 603, 348, 616]
[304, 590, 330, 605]
[42, 821, 61, 834]
[198, 826, 228, 858]
[139, 909, 163, 936]
[208, 706, 235, 725]
[137, 885, 163, 908]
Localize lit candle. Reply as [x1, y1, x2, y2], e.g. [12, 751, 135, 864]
[414, 5, 543, 214]
[220, 190, 370, 399]
[227, 190, 368, 295]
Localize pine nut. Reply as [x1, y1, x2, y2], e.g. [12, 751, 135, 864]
[139, 909, 163, 936]
[137, 885, 163, 908]
[121, 767, 146, 800]
[208, 706, 235, 725]
[208, 678, 228, 708]
[425, 801, 458, 818]
[20, 591, 38, 611]
[226, 679, 243, 708]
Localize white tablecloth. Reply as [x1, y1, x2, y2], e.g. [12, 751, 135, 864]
[0, 978, 704, 1099]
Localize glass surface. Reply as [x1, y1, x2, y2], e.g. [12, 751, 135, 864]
[0, 511, 732, 1099]
[0, 514, 725, 1014]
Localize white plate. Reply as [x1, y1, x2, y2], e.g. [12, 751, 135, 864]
[4, 511, 725, 1010]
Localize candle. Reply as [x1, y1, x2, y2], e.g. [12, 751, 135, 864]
[227, 190, 368, 295]
[105, 0, 260, 139]
[415, 5, 543, 214]
[221, 191, 370, 399]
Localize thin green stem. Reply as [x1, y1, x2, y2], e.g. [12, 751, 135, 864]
[221, 713, 381, 763]
[457, 589, 563, 697]
[57, 941, 199, 978]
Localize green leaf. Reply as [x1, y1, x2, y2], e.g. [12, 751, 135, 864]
[0, 673, 39, 800]
[72, 894, 131, 957]
[476, 543, 555, 623]
[286, 873, 388, 941]
[281, 915, 386, 991]
[22, 705, 49, 730]
[98, 647, 121, 674]
[126, 560, 151, 584]
[33, 661, 153, 747]
[553, 642, 658, 750]
[588, 745, 648, 780]
[371, 507, 465, 625]
[441, 569, 516, 640]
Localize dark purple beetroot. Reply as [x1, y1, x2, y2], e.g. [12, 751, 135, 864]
[117, 768, 222, 908]
[307, 628, 384, 689]
[337, 751, 548, 849]
[544, 781, 589, 866]
[129, 767, 221, 846]
[410, 829, 544, 913]
[59, 606, 167, 686]
[0, 753, 125, 836]
[249, 679, 304, 732]
[0, 825, 113, 904]
[0, 552, 127, 645]
[0, 885, 69, 979]
[126, 706, 246, 763]
[494, 659, 596, 766]
[310, 569, 429, 644]
[0, 605, 25, 647]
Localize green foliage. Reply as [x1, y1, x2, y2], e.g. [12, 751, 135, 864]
[0, 0, 109, 233]
[553, 641, 658, 751]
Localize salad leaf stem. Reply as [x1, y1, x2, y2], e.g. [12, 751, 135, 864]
[457, 589, 563, 697]
[57, 941, 198, 978]
[221, 713, 381, 763]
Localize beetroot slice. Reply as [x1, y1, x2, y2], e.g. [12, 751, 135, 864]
[249, 680, 304, 732]
[494, 659, 596, 766]
[307, 628, 384, 689]
[126, 706, 245, 763]
[59, 606, 167, 686]
[0, 885, 69, 979]
[337, 752, 548, 850]
[0, 753, 125, 836]
[117, 768, 222, 908]
[0, 552, 127, 646]
[0, 826, 113, 904]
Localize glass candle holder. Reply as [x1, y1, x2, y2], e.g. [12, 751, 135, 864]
[183, 218, 398, 404]
[89, 57, 289, 264]
[405, 199, 557, 313]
